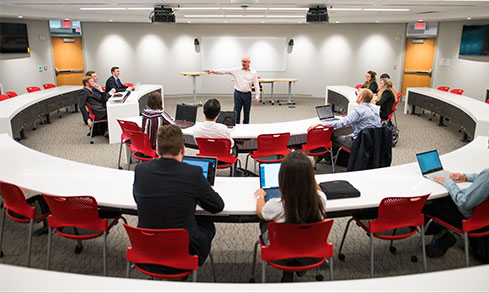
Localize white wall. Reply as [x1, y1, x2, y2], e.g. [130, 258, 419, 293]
[432, 21, 489, 101]
[82, 22, 406, 97]
[0, 18, 55, 95]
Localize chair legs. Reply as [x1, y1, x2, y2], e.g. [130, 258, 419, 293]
[103, 231, 108, 276]
[261, 260, 266, 283]
[209, 252, 217, 282]
[329, 257, 334, 280]
[192, 270, 198, 282]
[330, 149, 335, 173]
[117, 139, 123, 169]
[370, 232, 374, 278]
[27, 219, 34, 267]
[464, 232, 470, 267]
[46, 227, 52, 270]
[421, 225, 427, 272]
[0, 207, 5, 257]
[338, 218, 354, 260]
[249, 240, 260, 282]
[89, 124, 95, 144]
[126, 262, 131, 278]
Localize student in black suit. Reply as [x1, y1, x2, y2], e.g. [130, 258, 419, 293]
[78, 76, 115, 137]
[133, 124, 224, 270]
[105, 66, 134, 93]
[85, 70, 105, 94]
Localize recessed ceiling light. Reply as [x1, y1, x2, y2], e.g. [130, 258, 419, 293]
[222, 7, 268, 10]
[224, 21, 229, 23]
[127, 8, 153, 11]
[109, 19, 113, 22]
[265, 15, 304, 18]
[176, 7, 221, 10]
[376, 20, 380, 23]
[261, 21, 265, 23]
[336, 21, 340, 23]
[17, 15, 23, 18]
[363, 8, 410, 12]
[329, 8, 362, 11]
[466, 17, 472, 20]
[184, 15, 225, 18]
[269, 8, 308, 11]
[187, 21, 191, 23]
[80, 7, 126, 11]
[418, 19, 423, 22]
[298, 21, 302, 24]
[226, 15, 265, 18]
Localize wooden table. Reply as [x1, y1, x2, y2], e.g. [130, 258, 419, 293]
[258, 78, 298, 106]
[180, 72, 206, 106]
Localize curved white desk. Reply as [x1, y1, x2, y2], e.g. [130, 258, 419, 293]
[325, 85, 358, 114]
[1, 133, 487, 217]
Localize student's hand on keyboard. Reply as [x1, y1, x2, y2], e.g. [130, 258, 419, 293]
[433, 176, 446, 184]
[449, 173, 466, 183]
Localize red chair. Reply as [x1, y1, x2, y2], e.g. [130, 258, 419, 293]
[245, 132, 291, 172]
[0, 182, 49, 267]
[42, 194, 123, 276]
[196, 137, 239, 176]
[355, 84, 363, 89]
[256, 220, 334, 283]
[26, 86, 41, 93]
[5, 91, 17, 98]
[338, 194, 429, 277]
[295, 126, 335, 172]
[42, 83, 56, 89]
[116, 120, 141, 170]
[124, 83, 134, 87]
[437, 86, 450, 92]
[85, 103, 108, 144]
[450, 89, 464, 95]
[102, 86, 106, 92]
[425, 197, 489, 267]
[124, 224, 204, 281]
[125, 130, 158, 170]
[0, 95, 9, 102]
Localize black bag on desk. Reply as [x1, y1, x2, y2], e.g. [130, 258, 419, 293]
[319, 180, 360, 200]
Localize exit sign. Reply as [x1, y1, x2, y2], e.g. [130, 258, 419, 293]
[415, 22, 426, 30]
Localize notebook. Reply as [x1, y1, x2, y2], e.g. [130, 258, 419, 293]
[216, 111, 236, 128]
[174, 104, 198, 129]
[316, 105, 339, 122]
[183, 156, 217, 186]
[259, 162, 282, 202]
[416, 150, 452, 181]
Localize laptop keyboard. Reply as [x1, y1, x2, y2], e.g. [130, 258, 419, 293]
[176, 121, 194, 129]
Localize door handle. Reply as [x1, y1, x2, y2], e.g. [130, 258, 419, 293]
[56, 69, 84, 74]
[404, 69, 432, 77]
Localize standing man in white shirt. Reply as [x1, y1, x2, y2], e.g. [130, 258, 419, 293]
[206, 56, 260, 124]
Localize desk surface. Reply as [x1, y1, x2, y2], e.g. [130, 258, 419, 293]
[1, 132, 487, 216]
[259, 78, 298, 83]
[1, 262, 488, 292]
[180, 72, 206, 76]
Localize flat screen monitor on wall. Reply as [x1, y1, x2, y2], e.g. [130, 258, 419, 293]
[0, 22, 30, 54]
[459, 24, 489, 56]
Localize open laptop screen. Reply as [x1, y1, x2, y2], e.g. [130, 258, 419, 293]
[216, 111, 236, 128]
[316, 105, 334, 120]
[175, 104, 197, 123]
[416, 150, 443, 175]
[259, 162, 281, 189]
[183, 156, 217, 186]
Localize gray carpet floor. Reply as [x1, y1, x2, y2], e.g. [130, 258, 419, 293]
[0, 94, 480, 284]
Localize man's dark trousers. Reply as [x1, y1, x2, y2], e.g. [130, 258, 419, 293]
[234, 90, 251, 124]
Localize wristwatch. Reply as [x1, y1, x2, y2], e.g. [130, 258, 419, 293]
[256, 195, 265, 200]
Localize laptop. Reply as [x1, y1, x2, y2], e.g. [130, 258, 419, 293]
[416, 150, 452, 181]
[174, 104, 198, 129]
[316, 105, 339, 122]
[183, 156, 217, 186]
[259, 162, 282, 202]
[216, 111, 236, 128]
[110, 89, 131, 103]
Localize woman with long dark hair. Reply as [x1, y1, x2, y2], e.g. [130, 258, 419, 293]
[361, 70, 378, 94]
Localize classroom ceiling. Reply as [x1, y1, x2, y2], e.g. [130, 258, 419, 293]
[1, 0, 489, 24]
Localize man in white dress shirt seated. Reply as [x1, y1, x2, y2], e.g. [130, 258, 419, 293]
[206, 56, 260, 124]
[193, 98, 235, 153]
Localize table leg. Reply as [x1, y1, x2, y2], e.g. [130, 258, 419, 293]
[183, 75, 202, 107]
[270, 82, 275, 105]
[278, 81, 295, 106]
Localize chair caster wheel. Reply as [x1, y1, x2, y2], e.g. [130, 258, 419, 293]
[338, 253, 345, 261]
[0, 250, 4, 257]
[249, 278, 255, 283]
[411, 256, 418, 263]
[118, 167, 122, 170]
[390, 246, 396, 253]
[90, 141, 94, 144]
[316, 274, 324, 281]
[75, 244, 83, 254]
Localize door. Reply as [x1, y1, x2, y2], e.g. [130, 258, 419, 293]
[401, 38, 436, 96]
[51, 37, 85, 86]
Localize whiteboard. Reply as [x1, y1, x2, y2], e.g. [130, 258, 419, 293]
[201, 37, 286, 72]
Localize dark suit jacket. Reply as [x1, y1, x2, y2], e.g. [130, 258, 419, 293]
[105, 75, 128, 93]
[347, 126, 392, 171]
[78, 88, 108, 123]
[133, 158, 224, 260]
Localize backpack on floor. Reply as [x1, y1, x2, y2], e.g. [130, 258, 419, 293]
[383, 120, 399, 147]
[470, 235, 489, 264]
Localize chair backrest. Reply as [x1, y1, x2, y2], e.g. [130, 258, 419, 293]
[396, 92, 402, 100]
[102, 86, 106, 92]
[302, 126, 333, 152]
[196, 137, 232, 159]
[6, 91, 18, 98]
[0, 182, 35, 219]
[117, 119, 141, 141]
[26, 86, 41, 93]
[124, 83, 134, 87]
[123, 224, 199, 270]
[255, 132, 291, 157]
[0, 95, 10, 102]
[42, 83, 56, 89]
[388, 99, 401, 120]
[125, 130, 157, 158]
[437, 86, 450, 92]
[84, 103, 96, 121]
[462, 196, 489, 233]
[450, 89, 464, 95]
[42, 194, 107, 231]
[355, 84, 363, 89]
[369, 194, 429, 233]
[261, 220, 334, 261]
[347, 126, 393, 171]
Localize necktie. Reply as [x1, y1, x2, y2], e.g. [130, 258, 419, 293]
[116, 78, 121, 87]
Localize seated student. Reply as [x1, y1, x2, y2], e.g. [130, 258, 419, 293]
[78, 76, 115, 137]
[423, 168, 489, 257]
[105, 66, 134, 93]
[309, 89, 381, 151]
[141, 92, 175, 150]
[85, 70, 105, 94]
[133, 125, 225, 272]
[361, 70, 378, 94]
[372, 78, 397, 120]
[255, 151, 327, 282]
[193, 98, 234, 150]
[380, 73, 390, 79]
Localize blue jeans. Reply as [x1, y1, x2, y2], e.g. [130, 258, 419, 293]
[234, 90, 251, 124]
